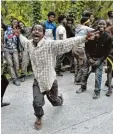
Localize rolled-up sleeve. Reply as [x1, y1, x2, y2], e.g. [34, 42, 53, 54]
[51, 36, 86, 56]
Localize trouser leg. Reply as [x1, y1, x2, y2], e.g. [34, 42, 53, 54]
[75, 58, 84, 82]
[46, 80, 63, 106]
[4, 51, 17, 79]
[56, 55, 64, 74]
[21, 51, 29, 76]
[74, 57, 79, 81]
[95, 63, 103, 92]
[1, 74, 9, 101]
[107, 63, 112, 91]
[13, 51, 19, 78]
[33, 79, 45, 118]
[81, 58, 90, 89]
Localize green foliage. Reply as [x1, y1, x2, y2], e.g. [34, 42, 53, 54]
[1, 1, 113, 26]
[32, 1, 41, 24]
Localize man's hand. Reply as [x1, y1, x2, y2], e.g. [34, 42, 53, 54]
[13, 28, 21, 36]
[87, 31, 100, 40]
[88, 58, 95, 65]
[93, 60, 100, 67]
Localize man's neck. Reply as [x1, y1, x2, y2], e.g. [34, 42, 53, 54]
[60, 23, 64, 27]
[48, 20, 52, 23]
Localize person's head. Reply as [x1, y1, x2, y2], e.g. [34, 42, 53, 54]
[18, 21, 25, 30]
[82, 11, 94, 23]
[11, 18, 18, 29]
[107, 11, 113, 18]
[80, 17, 90, 26]
[97, 19, 107, 33]
[66, 17, 74, 27]
[48, 11, 56, 22]
[58, 15, 67, 26]
[31, 23, 45, 44]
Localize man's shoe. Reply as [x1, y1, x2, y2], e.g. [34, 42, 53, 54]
[106, 90, 112, 97]
[13, 79, 20, 86]
[76, 87, 86, 94]
[105, 81, 113, 88]
[57, 73, 63, 76]
[1, 102, 10, 107]
[20, 76, 25, 82]
[93, 92, 100, 99]
[58, 94, 63, 106]
[74, 81, 82, 85]
[34, 118, 42, 130]
[70, 70, 75, 73]
[105, 81, 109, 87]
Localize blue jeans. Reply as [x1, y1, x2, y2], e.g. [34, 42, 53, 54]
[81, 57, 103, 91]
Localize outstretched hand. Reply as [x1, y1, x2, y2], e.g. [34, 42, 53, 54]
[87, 31, 100, 40]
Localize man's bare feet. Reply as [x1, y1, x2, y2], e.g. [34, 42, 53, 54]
[34, 118, 42, 130]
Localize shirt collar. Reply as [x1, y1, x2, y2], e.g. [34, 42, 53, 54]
[32, 37, 45, 48]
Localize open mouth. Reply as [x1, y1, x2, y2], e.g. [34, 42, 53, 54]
[33, 35, 40, 39]
[99, 27, 104, 31]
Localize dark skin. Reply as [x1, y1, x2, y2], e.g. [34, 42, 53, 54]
[14, 24, 44, 47]
[48, 15, 55, 23]
[88, 20, 107, 67]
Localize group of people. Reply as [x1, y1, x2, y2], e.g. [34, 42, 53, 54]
[1, 10, 113, 129]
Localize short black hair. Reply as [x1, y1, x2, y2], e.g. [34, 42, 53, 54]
[19, 21, 25, 25]
[11, 17, 18, 23]
[48, 11, 56, 17]
[67, 17, 74, 24]
[107, 11, 113, 17]
[58, 15, 66, 23]
[80, 17, 89, 24]
[82, 11, 92, 18]
[31, 23, 45, 34]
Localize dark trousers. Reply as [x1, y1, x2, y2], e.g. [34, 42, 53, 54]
[33, 79, 63, 118]
[1, 75, 9, 101]
[106, 60, 113, 91]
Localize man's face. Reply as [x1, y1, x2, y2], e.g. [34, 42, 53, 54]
[90, 15, 94, 23]
[48, 15, 55, 22]
[97, 20, 106, 32]
[63, 18, 67, 26]
[32, 25, 44, 43]
[110, 12, 113, 17]
[19, 22, 25, 30]
[12, 19, 18, 28]
[67, 21, 73, 27]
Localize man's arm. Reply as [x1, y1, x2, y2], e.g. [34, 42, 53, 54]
[51, 36, 86, 56]
[19, 34, 29, 49]
[53, 26, 56, 40]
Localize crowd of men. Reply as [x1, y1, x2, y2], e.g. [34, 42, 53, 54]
[1, 10, 113, 129]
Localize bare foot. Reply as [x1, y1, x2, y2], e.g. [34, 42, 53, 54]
[34, 118, 42, 130]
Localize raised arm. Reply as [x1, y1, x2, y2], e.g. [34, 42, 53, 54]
[51, 36, 86, 56]
[19, 34, 29, 49]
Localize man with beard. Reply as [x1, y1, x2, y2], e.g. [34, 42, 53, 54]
[15, 23, 89, 129]
[55, 15, 67, 76]
[76, 19, 112, 99]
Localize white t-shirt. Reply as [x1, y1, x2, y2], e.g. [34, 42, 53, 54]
[75, 25, 94, 49]
[45, 29, 54, 40]
[75, 24, 94, 37]
[56, 25, 67, 40]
